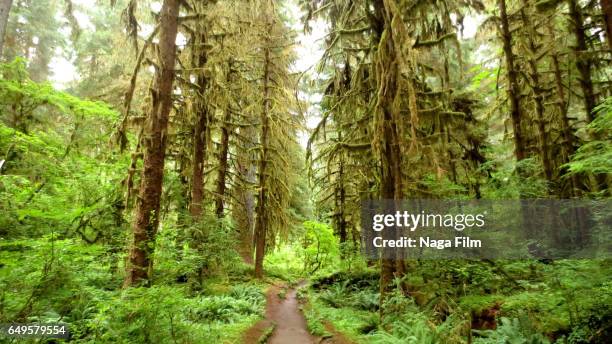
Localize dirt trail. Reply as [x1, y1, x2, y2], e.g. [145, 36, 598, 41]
[268, 284, 314, 344]
[243, 282, 315, 344]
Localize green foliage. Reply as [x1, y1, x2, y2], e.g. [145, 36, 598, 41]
[564, 97, 612, 176]
[374, 287, 467, 344]
[303, 302, 331, 337]
[473, 317, 550, 344]
[318, 279, 379, 312]
[153, 210, 241, 287]
[0, 118, 128, 239]
[301, 221, 339, 274]
[82, 284, 263, 343]
[264, 244, 304, 281]
[0, 58, 127, 243]
[0, 234, 264, 343]
[190, 294, 263, 323]
[467, 64, 499, 93]
[0, 58, 118, 125]
[304, 287, 375, 340]
[481, 144, 550, 198]
[419, 173, 469, 199]
[305, 259, 612, 343]
[0, 238, 112, 323]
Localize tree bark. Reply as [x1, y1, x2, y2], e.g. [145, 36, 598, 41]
[124, 0, 179, 287]
[190, 40, 209, 219]
[0, 0, 12, 58]
[371, 0, 406, 307]
[549, 40, 583, 197]
[337, 157, 347, 245]
[254, 31, 272, 279]
[234, 124, 257, 263]
[568, 0, 608, 193]
[215, 64, 233, 218]
[333, 131, 348, 248]
[191, 107, 208, 218]
[498, 0, 527, 161]
[214, 109, 230, 217]
[519, 4, 553, 183]
[568, 0, 596, 122]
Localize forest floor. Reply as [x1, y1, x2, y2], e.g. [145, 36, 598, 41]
[243, 281, 314, 344]
[243, 280, 354, 344]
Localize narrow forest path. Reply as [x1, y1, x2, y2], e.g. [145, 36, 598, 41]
[243, 282, 315, 343]
[267, 282, 314, 344]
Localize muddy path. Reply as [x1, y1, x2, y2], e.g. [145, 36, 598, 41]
[243, 281, 355, 344]
[243, 282, 315, 344]
[268, 283, 314, 344]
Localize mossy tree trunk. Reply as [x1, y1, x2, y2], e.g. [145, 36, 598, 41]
[124, 0, 180, 287]
[190, 39, 210, 219]
[254, 28, 272, 279]
[234, 123, 257, 263]
[567, 0, 596, 123]
[498, 0, 526, 162]
[519, 2, 553, 183]
[370, 0, 407, 304]
[215, 61, 234, 218]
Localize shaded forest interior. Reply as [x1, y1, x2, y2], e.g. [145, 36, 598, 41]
[0, 0, 611, 343]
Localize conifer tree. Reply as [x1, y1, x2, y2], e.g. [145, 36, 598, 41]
[124, 0, 180, 287]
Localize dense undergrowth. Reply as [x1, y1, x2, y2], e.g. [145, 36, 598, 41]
[0, 235, 269, 343]
[2, 229, 611, 343]
[302, 258, 612, 344]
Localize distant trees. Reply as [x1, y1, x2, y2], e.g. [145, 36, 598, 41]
[1, 0, 65, 81]
[0, 0, 12, 56]
[494, 0, 610, 196]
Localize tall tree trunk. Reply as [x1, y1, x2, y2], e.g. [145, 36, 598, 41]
[372, 0, 406, 307]
[30, 40, 51, 82]
[337, 157, 347, 245]
[498, 0, 526, 161]
[124, 0, 179, 287]
[0, 0, 12, 58]
[334, 131, 348, 248]
[176, 157, 190, 226]
[520, 4, 553, 183]
[548, 33, 582, 197]
[550, 52, 573, 158]
[254, 33, 272, 279]
[568, 0, 596, 122]
[215, 109, 230, 217]
[189, 48, 210, 286]
[190, 44, 209, 218]
[601, 0, 612, 49]
[190, 106, 208, 218]
[215, 64, 233, 218]
[234, 124, 257, 263]
[568, 0, 608, 193]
